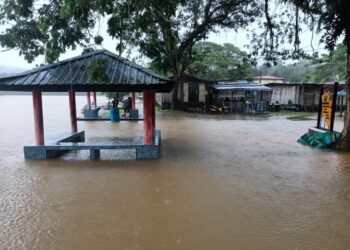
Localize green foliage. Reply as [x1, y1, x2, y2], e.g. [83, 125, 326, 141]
[107, 0, 261, 77]
[94, 35, 104, 45]
[187, 42, 252, 80]
[0, 0, 96, 63]
[250, 0, 350, 64]
[0, 0, 260, 77]
[253, 44, 346, 83]
[0, 1, 347, 82]
[306, 44, 346, 83]
[252, 44, 346, 83]
[252, 60, 313, 83]
[87, 58, 109, 82]
[82, 47, 96, 55]
[103, 92, 130, 99]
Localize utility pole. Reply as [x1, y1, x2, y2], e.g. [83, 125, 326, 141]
[259, 68, 262, 85]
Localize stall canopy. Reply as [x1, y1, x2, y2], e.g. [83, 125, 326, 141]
[338, 90, 346, 97]
[210, 81, 272, 91]
[0, 49, 174, 92]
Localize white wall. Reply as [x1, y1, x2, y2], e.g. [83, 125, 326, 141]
[270, 86, 298, 105]
[183, 83, 189, 102]
[199, 84, 206, 102]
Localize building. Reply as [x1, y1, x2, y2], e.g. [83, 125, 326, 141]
[250, 75, 285, 85]
[158, 76, 273, 113]
[265, 82, 343, 111]
[208, 81, 273, 112]
[157, 75, 210, 110]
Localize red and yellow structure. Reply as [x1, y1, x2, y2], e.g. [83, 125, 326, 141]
[0, 49, 174, 159]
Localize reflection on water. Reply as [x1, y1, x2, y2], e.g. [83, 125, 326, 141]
[0, 95, 350, 249]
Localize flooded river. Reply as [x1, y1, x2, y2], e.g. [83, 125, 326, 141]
[0, 95, 350, 249]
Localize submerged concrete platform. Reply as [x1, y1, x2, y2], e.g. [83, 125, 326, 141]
[24, 130, 161, 160]
[77, 116, 143, 121]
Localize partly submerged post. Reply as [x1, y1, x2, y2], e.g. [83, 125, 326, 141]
[132, 92, 136, 110]
[93, 92, 97, 108]
[330, 82, 339, 132]
[129, 92, 140, 118]
[69, 90, 78, 133]
[143, 90, 153, 144]
[151, 91, 156, 132]
[86, 91, 91, 110]
[340, 96, 344, 117]
[316, 85, 324, 129]
[32, 90, 44, 145]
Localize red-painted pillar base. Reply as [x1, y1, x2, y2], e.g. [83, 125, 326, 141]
[132, 92, 136, 110]
[69, 90, 78, 133]
[151, 91, 155, 132]
[143, 90, 154, 144]
[93, 92, 97, 108]
[32, 90, 44, 145]
[86, 92, 91, 110]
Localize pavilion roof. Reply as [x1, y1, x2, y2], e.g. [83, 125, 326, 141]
[0, 50, 175, 92]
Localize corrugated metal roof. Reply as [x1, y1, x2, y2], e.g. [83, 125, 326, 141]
[210, 82, 272, 91]
[0, 50, 175, 92]
[338, 90, 346, 97]
[217, 80, 251, 84]
[251, 75, 284, 80]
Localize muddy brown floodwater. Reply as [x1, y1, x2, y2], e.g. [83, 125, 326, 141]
[0, 95, 350, 249]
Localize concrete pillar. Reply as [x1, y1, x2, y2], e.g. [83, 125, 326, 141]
[90, 149, 100, 160]
[151, 91, 156, 133]
[86, 91, 91, 110]
[69, 90, 78, 133]
[132, 92, 136, 110]
[32, 90, 44, 145]
[93, 92, 97, 108]
[143, 90, 153, 144]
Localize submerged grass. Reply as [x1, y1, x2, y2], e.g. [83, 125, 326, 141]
[269, 110, 317, 121]
[286, 115, 315, 121]
[156, 108, 317, 120]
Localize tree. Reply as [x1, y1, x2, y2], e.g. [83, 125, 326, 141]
[250, 44, 346, 83]
[106, 1, 259, 76]
[306, 44, 346, 83]
[252, 60, 313, 83]
[0, 0, 258, 73]
[186, 42, 252, 80]
[0, 0, 260, 105]
[252, 0, 350, 150]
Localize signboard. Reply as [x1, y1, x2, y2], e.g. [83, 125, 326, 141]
[316, 82, 338, 132]
[321, 91, 332, 129]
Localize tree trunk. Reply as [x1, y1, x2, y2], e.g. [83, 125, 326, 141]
[172, 83, 179, 108]
[336, 42, 350, 150]
[170, 57, 189, 109]
[171, 81, 185, 109]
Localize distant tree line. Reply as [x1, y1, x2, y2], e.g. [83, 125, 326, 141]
[186, 42, 346, 84]
[254, 44, 346, 83]
[186, 42, 252, 81]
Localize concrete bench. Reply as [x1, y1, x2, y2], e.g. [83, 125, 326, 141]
[309, 127, 330, 134]
[24, 130, 161, 160]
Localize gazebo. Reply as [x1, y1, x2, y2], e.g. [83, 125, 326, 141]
[0, 49, 175, 160]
